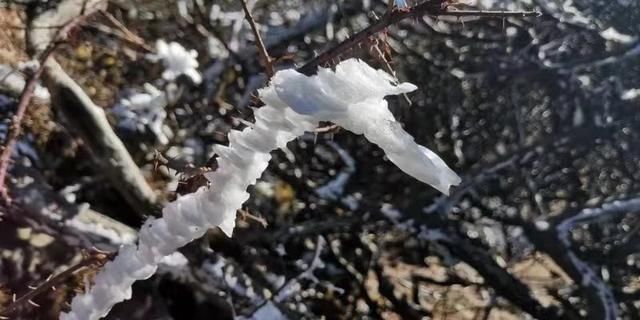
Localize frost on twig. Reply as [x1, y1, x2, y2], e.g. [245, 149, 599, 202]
[62, 59, 460, 320]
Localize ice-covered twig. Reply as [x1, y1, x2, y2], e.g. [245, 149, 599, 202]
[62, 59, 460, 319]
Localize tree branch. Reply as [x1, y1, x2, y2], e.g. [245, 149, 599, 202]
[297, 0, 540, 75]
[239, 0, 274, 78]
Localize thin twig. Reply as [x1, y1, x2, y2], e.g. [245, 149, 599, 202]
[297, 0, 540, 75]
[95, 11, 153, 53]
[1, 249, 113, 317]
[239, 0, 274, 78]
[0, 7, 100, 203]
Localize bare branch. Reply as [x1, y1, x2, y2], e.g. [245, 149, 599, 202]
[239, 0, 274, 78]
[297, 0, 540, 75]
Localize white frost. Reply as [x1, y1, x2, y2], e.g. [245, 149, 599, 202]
[112, 83, 171, 145]
[147, 40, 202, 84]
[62, 59, 460, 320]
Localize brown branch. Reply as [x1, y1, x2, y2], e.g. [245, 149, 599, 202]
[239, 0, 274, 78]
[297, 0, 540, 75]
[1, 249, 113, 317]
[0, 9, 98, 204]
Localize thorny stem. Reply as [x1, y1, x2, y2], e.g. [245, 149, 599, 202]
[239, 0, 275, 78]
[297, 0, 540, 75]
[1, 249, 114, 317]
[0, 7, 100, 204]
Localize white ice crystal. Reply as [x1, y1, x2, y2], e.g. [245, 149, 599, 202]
[62, 59, 460, 320]
[148, 40, 202, 84]
[112, 83, 171, 145]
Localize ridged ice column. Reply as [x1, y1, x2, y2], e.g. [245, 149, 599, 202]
[62, 59, 460, 319]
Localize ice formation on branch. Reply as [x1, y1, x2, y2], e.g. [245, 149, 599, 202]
[62, 59, 460, 320]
